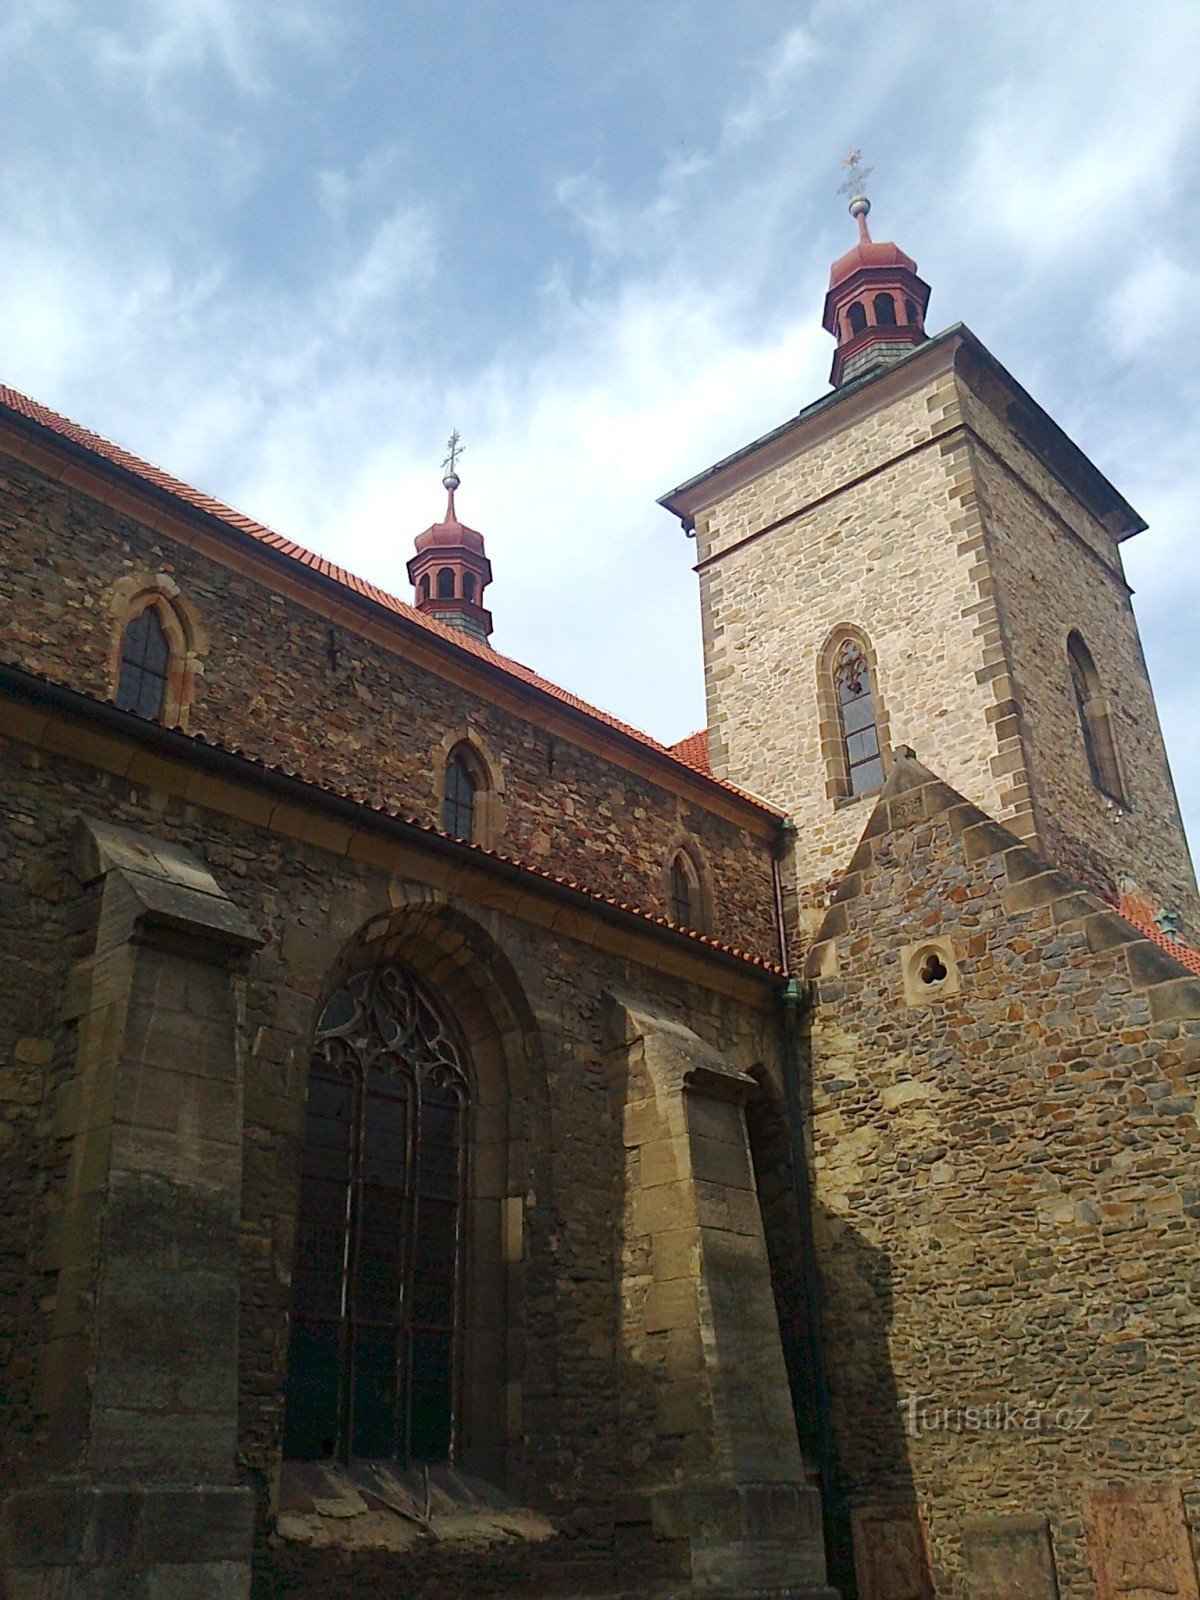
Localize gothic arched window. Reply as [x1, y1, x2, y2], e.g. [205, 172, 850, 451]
[115, 605, 171, 721]
[874, 293, 897, 327]
[283, 962, 469, 1465]
[437, 567, 455, 599]
[670, 854, 695, 927]
[836, 638, 884, 796]
[442, 753, 477, 840]
[1067, 631, 1126, 804]
[847, 301, 868, 336]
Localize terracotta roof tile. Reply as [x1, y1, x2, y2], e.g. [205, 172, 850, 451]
[0, 658, 784, 978]
[0, 383, 780, 818]
[669, 729, 711, 775]
[1117, 893, 1200, 980]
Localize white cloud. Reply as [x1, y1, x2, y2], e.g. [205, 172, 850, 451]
[0, 0, 1196, 856]
[92, 0, 330, 101]
[1102, 252, 1200, 361]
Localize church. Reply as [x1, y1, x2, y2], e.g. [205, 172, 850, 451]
[1, 181, 1198, 1600]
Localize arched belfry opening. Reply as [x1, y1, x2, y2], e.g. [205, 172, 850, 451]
[281, 898, 540, 1488]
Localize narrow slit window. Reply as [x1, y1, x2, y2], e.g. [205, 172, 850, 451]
[115, 606, 170, 721]
[283, 963, 468, 1466]
[442, 754, 477, 840]
[670, 855, 695, 927]
[836, 640, 884, 796]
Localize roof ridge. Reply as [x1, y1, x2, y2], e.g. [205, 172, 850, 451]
[0, 382, 779, 817]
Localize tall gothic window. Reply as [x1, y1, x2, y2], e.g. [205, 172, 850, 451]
[442, 754, 477, 840]
[836, 639, 884, 796]
[283, 963, 469, 1465]
[1067, 632, 1126, 804]
[115, 606, 170, 721]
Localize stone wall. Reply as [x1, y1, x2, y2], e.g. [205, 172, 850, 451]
[0, 706, 821, 1595]
[804, 756, 1200, 1600]
[693, 352, 1012, 921]
[956, 366, 1198, 920]
[0, 441, 780, 958]
[688, 333, 1195, 942]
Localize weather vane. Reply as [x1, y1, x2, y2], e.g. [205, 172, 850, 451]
[442, 430, 463, 489]
[838, 148, 873, 202]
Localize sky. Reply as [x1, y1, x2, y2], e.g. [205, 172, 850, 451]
[2, 0, 1198, 855]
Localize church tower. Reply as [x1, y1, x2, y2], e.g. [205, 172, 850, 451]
[661, 173, 1197, 932]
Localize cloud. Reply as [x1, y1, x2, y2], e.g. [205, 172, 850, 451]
[91, 0, 330, 102]
[0, 0, 1196, 858]
[721, 25, 821, 149]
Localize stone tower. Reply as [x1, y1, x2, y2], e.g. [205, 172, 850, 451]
[661, 191, 1197, 932]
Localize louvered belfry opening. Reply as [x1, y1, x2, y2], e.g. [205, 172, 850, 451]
[283, 961, 469, 1466]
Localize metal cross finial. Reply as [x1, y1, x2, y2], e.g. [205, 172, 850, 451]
[838, 148, 873, 200]
[442, 430, 464, 478]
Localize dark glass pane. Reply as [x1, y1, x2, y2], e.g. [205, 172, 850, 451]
[442, 757, 476, 839]
[841, 692, 874, 733]
[116, 610, 170, 722]
[408, 1330, 454, 1461]
[850, 755, 885, 795]
[282, 1321, 342, 1459]
[362, 1088, 409, 1184]
[415, 1198, 459, 1259]
[355, 1187, 406, 1320]
[670, 859, 693, 926]
[141, 612, 171, 673]
[351, 1324, 400, 1459]
[292, 1176, 349, 1316]
[412, 1274, 457, 1325]
[845, 727, 880, 765]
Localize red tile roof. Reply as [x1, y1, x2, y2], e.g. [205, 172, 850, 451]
[0, 384, 780, 819]
[669, 728, 711, 775]
[0, 658, 786, 978]
[1117, 893, 1200, 980]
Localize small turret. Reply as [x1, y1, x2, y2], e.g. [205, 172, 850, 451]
[407, 432, 493, 644]
[823, 155, 930, 387]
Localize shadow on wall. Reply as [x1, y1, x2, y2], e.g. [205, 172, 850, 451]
[746, 1069, 931, 1599]
[813, 1200, 934, 1600]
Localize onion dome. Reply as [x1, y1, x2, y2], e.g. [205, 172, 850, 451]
[407, 436, 493, 643]
[822, 194, 931, 387]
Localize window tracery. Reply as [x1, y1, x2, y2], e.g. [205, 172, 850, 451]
[283, 962, 469, 1465]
